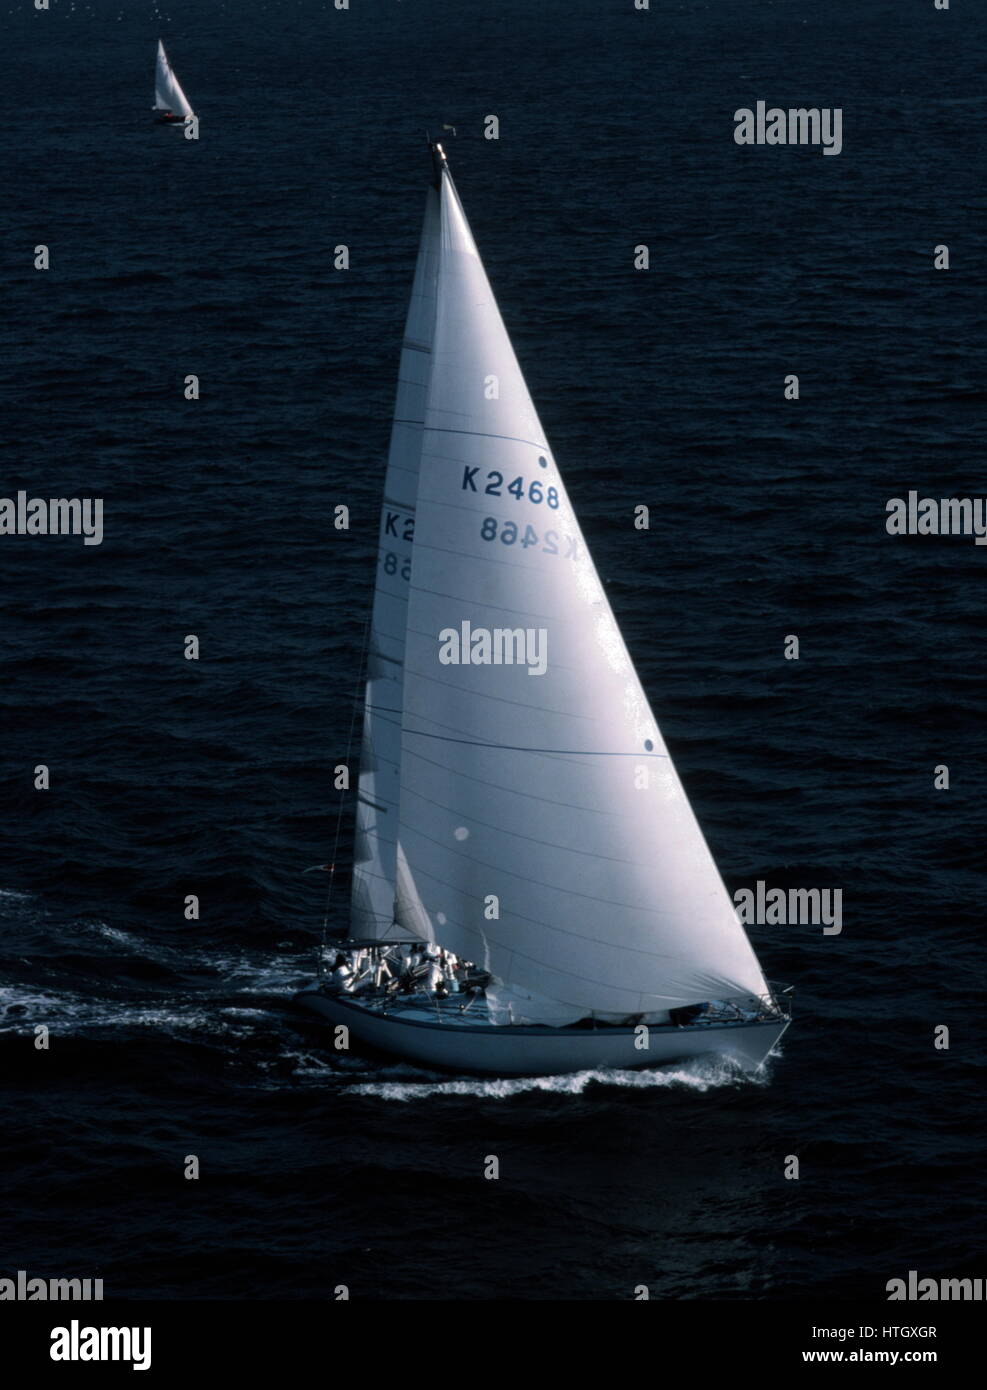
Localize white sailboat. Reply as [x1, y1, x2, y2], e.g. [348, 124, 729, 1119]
[153, 39, 195, 125]
[295, 143, 792, 1077]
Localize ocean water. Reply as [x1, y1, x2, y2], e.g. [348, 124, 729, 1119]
[1, 0, 984, 1301]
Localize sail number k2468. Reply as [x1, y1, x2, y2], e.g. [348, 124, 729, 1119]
[381, 550, 411, 579]
[383, 512, 415, 540]
[462, 468, 559, 508]
[480, 517, 580, 559]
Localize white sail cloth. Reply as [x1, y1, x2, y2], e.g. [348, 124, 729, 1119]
[382, 164, 770, 1024]
[154, 40, 194, 118]
[350, 188, 440, 939]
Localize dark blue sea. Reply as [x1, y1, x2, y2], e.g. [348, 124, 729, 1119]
[2, 0, 985, 1303]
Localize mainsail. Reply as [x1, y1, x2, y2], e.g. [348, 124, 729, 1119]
[357, 150, 770, 1023]
[154, 39, 195, 119]
[349, 188, 440, 939]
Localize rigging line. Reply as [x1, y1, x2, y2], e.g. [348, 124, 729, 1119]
[392, 723, 669, 759]
[319, 611, 371, 971]
[368, 706, 645, 766]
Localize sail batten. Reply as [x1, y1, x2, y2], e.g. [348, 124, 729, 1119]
[380, 160, 769, 1023]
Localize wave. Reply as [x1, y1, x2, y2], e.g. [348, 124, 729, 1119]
[349, 1053, 775, 1101]
[0, 985, 225, 1036]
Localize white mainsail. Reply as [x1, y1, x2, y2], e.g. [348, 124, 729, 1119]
[350, 188, 440, 940]
[154, 39, 195, 119]
[382, 153, 770, 1024]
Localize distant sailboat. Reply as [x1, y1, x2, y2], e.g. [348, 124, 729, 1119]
[153, 39, 195, 125]
[295, 143, 792, 1077]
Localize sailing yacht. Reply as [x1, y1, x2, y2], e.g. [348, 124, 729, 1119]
[295, 143, 792, 1077]
[153, 39, 195, 125]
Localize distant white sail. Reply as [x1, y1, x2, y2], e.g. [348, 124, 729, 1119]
[390, 160, 770, 1023]
[350, 188, 440, 939]
[154, 39, 195, 119]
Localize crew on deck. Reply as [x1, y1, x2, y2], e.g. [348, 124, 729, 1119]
[325, 943, 479, 1001]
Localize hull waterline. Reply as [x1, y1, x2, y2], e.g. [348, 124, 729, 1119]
[294, 985, 789, 1078]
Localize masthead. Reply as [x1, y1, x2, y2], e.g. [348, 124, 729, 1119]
[427, 133, 449, 186]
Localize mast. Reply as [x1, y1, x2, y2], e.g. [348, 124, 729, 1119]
[429, 136, 449, 186]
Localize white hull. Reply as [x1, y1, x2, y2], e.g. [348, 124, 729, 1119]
[295, 985, 789, 1077]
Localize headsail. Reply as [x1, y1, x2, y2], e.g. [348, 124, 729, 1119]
[154, 39, 195, 119]
[349, 186, 441, 940]
[390, 150, 770, 1023]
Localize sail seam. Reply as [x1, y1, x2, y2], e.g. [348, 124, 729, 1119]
[380, 700, 603, 756]
[409, 534, 586, 583]
[395, 867, 714, 977]
[399, 743, 649, 820]
[400, 822, 699, 915]
[400, 726, 669, 759]
[403, 589, 575, 629]
[382, 709, 615, 771]
[401, 421, 550, 452]
[398, 784, 654, 867]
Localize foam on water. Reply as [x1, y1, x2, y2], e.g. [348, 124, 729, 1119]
[0, 976, 279, 1038]
[92, 923, 136, 945]
[350, 1055, 769, 1101]
[220, 957, 314, 995]
[0, 991, 221, 1035]
[0, 984, 68, 1023]
[83, 924, 313, 994]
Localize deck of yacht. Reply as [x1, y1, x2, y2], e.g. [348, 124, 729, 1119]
[313, 984, 785, 1033]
